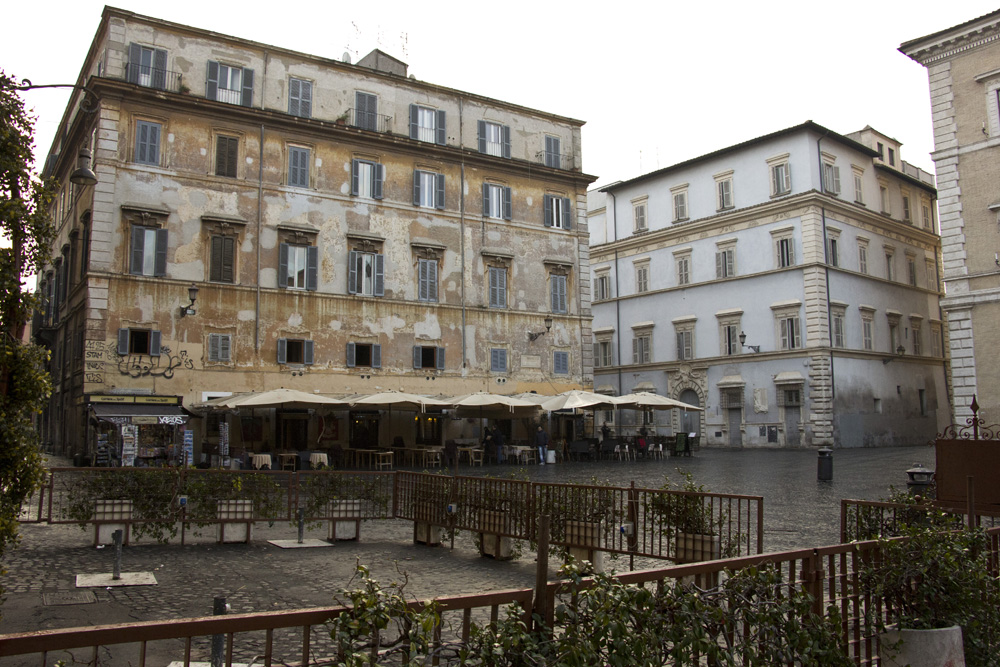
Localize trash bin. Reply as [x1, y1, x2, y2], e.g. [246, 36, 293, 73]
[73, 453, 84, 467]
[546, 449, 556, 464]
[817, 447, 833, 482]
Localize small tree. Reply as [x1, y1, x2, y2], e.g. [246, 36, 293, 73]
[0, 70, 56, 608]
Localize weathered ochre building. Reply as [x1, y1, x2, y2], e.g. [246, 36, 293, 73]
[37, 7, 596, 461]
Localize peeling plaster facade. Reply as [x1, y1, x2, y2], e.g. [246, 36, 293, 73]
[901, 10, 1000, 424]
[37, 7, 596, 458]
[589, 122, 948, 448]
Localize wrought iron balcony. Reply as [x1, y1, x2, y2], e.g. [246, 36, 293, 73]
[123, 63, 187, 94]
[348, 108, 392, 133]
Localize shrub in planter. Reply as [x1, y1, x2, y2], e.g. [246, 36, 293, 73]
[64, 468, 180, 543]
[648, 471, 732, 563]
[181, 471, 283, 540]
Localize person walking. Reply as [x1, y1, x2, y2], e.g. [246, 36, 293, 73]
[534, 425, 550, 465]
[491, 425, 506, 464]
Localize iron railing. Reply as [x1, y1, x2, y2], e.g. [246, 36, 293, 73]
[123, 63, 186, 93]
[349, 108, 392, 133]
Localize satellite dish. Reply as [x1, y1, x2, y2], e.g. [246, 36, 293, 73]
[342, 52, 352, 64]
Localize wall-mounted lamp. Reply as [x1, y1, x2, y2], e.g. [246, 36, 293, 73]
[178, 283, 199, 318]
[738, 331, 760, 354]
[882, 345, 907, 365]
[13, 81, 99, 186]
[528, 316, 554, 342]
[70, 146, 98, 187]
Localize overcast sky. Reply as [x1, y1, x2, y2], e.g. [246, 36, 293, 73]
[4, 1, 997, 189]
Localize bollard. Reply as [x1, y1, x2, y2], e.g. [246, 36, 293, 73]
[211, 596, 227, 667]
[297, 507, 305, 544]
[112, 529, 123, 580]
[817, 447, 833, 482]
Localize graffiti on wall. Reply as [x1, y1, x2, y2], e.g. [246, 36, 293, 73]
[106, 342, 195, 379]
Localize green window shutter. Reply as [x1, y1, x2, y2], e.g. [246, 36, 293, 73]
[544, 195, 553, 227]
[502, 186, 512, 221]
[305, 246, 318, 291]
[278, 243, 289, 289]
[351, 160, 360, 196]
[210, 236, 223, 282]
[482, 183, 490, 216]
[435, 173, 445, 210]
[153, 229, 168, 277]
[130, 226, 144, 275]
[562, 198, 572, 230]
[240, 68, 254, 107]
[413, 170, 422, 206]
[206, 60, 219, 100]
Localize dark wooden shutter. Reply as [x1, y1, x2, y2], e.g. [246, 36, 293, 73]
[206, 60, 219, 100]
[150, 330, 162, 357]
[544, 195, 553, 227]
[288, 78, 300, 116]
[153, 228, 168, 277]
[152, 49, 167, 90]
[502, 186, 512, 221]
[346, 342, 355, 367]
[305, 246, 318, 291]
[303, 340, 314, 365]
[210, 236, 223, 282]
[409, 104, 418, 140]
[373, 253, 384, 296]
[219, 334, 231, 362]
[127, 43, 141, 84]
[435, 173, 445, 210]
[347, 250, 358, 294]
[502, 126, 511, 159]
[209, 334, 220, 361]
[277, 338, 287, 364]
[278, 243, 289, 289]
[372, 344, 382, 368]
[562, 197, 572, 230]
[435, 110, 446, 145]
[118, 328, 129, 355]
[226, 138, 238, 177]
[436, 347, 446, 370]
[240, 68, 254, 107]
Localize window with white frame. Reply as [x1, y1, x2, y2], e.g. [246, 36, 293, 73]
[633, 197, 648, 232]
[771, 303, 801, 350]
[348, 250, 384, 296]
[544, 195, 572, 229]
[478, 120, 510, 158]
[632, 325, 652, 364]
[884, 246, 895, 281]
[715, 171, 734, 210]
[352, 159, 384, 199]
[767, 154, 791, 196]
[922, 202, 931, 230]
[907, 254, 917, 287]
[925, 259, 937, 291]
[414, 170, 445, 209]
[675, 249, 691, 286]
[483, 183, 512, 220]
[858, 239, 869, 274]
[130, 225, 167, 277]
[595, 271, 611, 301]
[853, 166, 864, 204]
[717, 310, 742, 356]
[715, 240, 736, 279]
[826, 232, 840, 267]
[127, 43, 167, 89]
[288, 146, 310, 188]
[671, 184, 688, 222]
[490, 348, 508, 373]
[134, 120, 161, 165]
[550, 273, 568, 313]
[409, 104, 445, 144]
[902, 193, 912, 223]
[488, 266, 507, 308]
[207, 61, 252, 106]
[822, 157, 840, 195]
[772, 228, 796, 268]
[879, 182, 890, 214]
[417, 258, 438, 302]
[594, 339, 613, 368]
[831, 305, 846, 348]
[860, 308, 875, 351]
[207, 333, 232, 363]
[281, 243, 319, 291]
[288, 78, 312, 118]
[911, 317, 923, 355]
[553, 350, 569, 375]
[635, 260, 650, 293]
[930, 323, 941, 357]
[673, 316, 695, 360]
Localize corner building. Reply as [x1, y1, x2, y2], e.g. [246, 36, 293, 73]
[36, 7, 596, 459]
[588, 122, 948, 448]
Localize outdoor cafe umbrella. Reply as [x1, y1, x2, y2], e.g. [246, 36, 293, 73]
[614, 392, 705, 412]
[538, 389, 624, 412]
[447, 392, 539, 435]
[201, 388, 348, 409]
[350, 391, 449, 411]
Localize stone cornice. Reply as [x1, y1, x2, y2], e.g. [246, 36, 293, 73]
[901, 14, 1000, 65]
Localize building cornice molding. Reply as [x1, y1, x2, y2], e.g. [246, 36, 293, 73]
[901, 14, 1000, 65]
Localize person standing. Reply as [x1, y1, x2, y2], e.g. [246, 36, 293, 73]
[534, 425, 550, 465]
[492, 425, 506, 464]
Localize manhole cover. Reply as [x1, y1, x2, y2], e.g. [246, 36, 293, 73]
[42, 591, 98, 606]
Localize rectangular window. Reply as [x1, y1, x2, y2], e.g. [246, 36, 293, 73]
[595, 340, 612, 368]
[490, 348, 508, 373]
[715, 248, 735, 278]
[635, 263, 649, 293]
[544, 195, 572, 229]
[771, 162, 791, 196]
[776, 237, 795, 268]
[673, 191, 688, 221]
[827, 237, 839, 267]
[117, 328, 162, 357]
[288, 146, 310, 188]
[550, 274, 567, 313]
[633, 202, 647, 232]
[488, 266, 507, 308]
[208, 333, 232, 362]
[854, 170, 864, 204]
[553, 350, 569, 375]
[215, 135, 239, 178]
[129, 226, 167, 277]
[922, 205, 931, 230]
[544, 135, 561, 169]
[877, 142, 884, 160]
[721, 323, 739, 356]
[858, 243, 869, 274]
[207, 61, 253, 106]
[355, 92, 378, 131]
[288, 78, 312, 118]
[779, 315, 801, 350]
[675, 330, 693, 360]
[210, 235, 236, 283]
[413, 345, 445, 370]
[677, 255, 691, 285]
[912, 323, 922, 355]
[888, 147, 895, 166]
[478, 121, 511, 158]
[127, 43, 167, 89]
[409, 104, 445, 145]
[822, 163, 841, 194]
[926, 260, 937, 290]
[352, 159, 384, 199]
[414, 170, 445, 209]
[346, 342, 381, 368]
[908, 257, 917, 286]
[135, 121, 161, 165]
[902, 196, 911, 222]
[885, 252, 895, 281]
[483, 184, 512, 220]
[595, 273, 611, 301]
[931, 325, 941, 357]
[348, 250, 384, 296]
[889, 322, 899, 352]
[832, 311, 845, 348]
[880, 185, 890, 214]
[417, 258, 438, 302]
[633, 333, 651, 364]
[717, 178, 733, 209]
[862, 314, 874, 351]
[280, 243, 319, 291]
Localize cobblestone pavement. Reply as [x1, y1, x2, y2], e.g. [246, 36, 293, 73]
[0, 446, 931, 664]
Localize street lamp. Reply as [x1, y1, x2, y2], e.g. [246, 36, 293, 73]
[738, 331, 760, 354]
[179, 284, 199, 318]
[528, 317, 553, 342]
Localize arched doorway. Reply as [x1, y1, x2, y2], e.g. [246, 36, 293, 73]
[678, 389, 701, 436]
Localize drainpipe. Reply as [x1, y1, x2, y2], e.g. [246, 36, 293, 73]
[816, 132, 836, 443]
[459, 99, 467, 371]
[607, 191, 624, 403]
[933, 218, 951, 423]
[255, 124, 264, 352]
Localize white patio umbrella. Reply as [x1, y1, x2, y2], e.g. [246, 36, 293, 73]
[615, 392, 705, 412]
[202, 388, 348, 409]
[350, 391, 449, 411]
[509, 392, 557, 406]
[538, 389, 625, 412]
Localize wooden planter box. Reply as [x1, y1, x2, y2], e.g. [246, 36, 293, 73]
[413, 501, 443, 546]
[479, 509, 513, 560]
[94, 500, 133, 546]
[565, 520, 604, 573]
[217, 499, 253, 544]
[675, 532, 721, 564]
[328, 499, 362, 541]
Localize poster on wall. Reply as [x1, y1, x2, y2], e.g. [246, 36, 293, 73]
[95, 433, 111, 467]
[121, 425, 138, 467]
[219, 421, 230, 469]
[183, 429, 194, 467]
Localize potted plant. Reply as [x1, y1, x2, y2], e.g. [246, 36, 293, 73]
[182, 470, 282, 543]
[860, 506, 1000, 666]
[649, 471, 725, 564]
[64, 468, 180, 544]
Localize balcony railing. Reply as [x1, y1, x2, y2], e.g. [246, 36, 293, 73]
[123, 63, 185, 94]
[348, 108, 392, 133]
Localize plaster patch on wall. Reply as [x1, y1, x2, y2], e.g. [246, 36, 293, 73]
[413, 314, 442, 340]
[521, 355, 541, 368]
[237, 310, 256, 321]
[167, 133, 175, 143]
[137, 293, 154, 323]
[326, 319, 343, 331]
[368, 314, 406, 339]
[200, 147, 207, 156]
[260, 267, 276, 287]
[286, 313, 303, 328]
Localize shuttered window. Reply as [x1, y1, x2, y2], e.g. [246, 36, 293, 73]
[210, 236, 236, 283]
[346, 342, 381, 368]
[409, 105, 446, 144]
[208, 334, 232, 362]
[352, 159, 384, 199]
[478, 121, 511, 158]
[413, 170, 445, 209]
[277, 338, 314, 365]
[355, 92, 378, 130]
[489, 267, 507, 308]
[676, 330, 693, 360]
[127, 43, 167, 90]
[288, 147, 310, 187]
[417, 259, 438, 302]
[490, 348, 508, 373]
[288, 78, 312, 118]
[543, 195, 572, 229]
[780, 316, 801, 350]
[347, 250, 385, 296]
[279, 243, 318, 291]
[544, 136, 560, 168]
[130, 226, 167, 277]
[413, 345, 446, 370]
[550, 274, 567, 314]
[553, 350, 569, 375]
[206, 61, 254, 106]
[118, 328, 161, 357]
[482, 184, 511, 220]
[215, 136, 239, 178]
[135, 121, 161, 165]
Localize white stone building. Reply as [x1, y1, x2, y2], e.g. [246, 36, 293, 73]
[588, 121, 948, 448]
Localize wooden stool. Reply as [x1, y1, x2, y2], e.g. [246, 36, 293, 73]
[375, 450, 393, 471]
[470, 449, 484, 466]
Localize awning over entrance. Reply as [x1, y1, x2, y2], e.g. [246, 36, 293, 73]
[92, 404, 190, 425]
